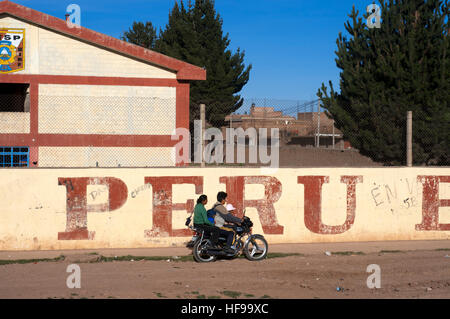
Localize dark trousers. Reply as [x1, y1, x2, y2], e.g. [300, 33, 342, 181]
[194, 224, 219, 245]
[218, 228, 234, 248]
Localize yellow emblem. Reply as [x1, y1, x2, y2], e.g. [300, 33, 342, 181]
[0, 43, 17, 65]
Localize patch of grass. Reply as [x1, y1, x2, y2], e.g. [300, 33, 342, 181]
[379, 250, 405, 254]
[87, 252, 99, 255]
[71, 293, 78, 296]
[221, 290, 242, 299]
[208, 296, 221, 299]
[435, 248, 450, 251]
[97, 255, 192, 263]
[266, 252, 304, 259]
[244, 294, 255, 298]
[261, 295, 271, 299]
[331, 251, 365, 256]
[0, 255, 65, 266]
[191, 291, 199, 295]
[153, 292, 167, 298]
[196, 295, 206, 299]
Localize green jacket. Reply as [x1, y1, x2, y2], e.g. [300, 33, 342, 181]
[193, 203, 214, 226]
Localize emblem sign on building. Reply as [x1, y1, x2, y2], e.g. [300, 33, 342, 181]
[0, 28, 25, 73]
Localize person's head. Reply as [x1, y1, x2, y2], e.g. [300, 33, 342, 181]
[197, 194, 208, 205]
[217, 191, 227, 204]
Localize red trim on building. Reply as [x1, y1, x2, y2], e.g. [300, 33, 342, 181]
[0, 134, 178, 148]
[0, 74, 180, 87]
[0, 1, 206, 81]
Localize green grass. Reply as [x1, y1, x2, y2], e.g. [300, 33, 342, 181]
[0, 255, 65, 266]
[244, 293, 255, 298]
[196, 295, 206, 299]
[379, 250, 405, 254]
[266, 252, 304, 259]
[221, 290, 242, 299]
[435, 248, 450, 251]
[97, 255, 193, 263]
[331, 251, 365, 256]
[0, 251, 307, 267]
[153, 292, 167, 298]
[261, 295, 271, 299]
[207, 296, 221, 299]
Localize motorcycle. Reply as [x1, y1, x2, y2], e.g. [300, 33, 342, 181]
[185, 210, 269, 263]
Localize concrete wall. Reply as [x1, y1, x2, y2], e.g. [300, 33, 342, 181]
[0, 167, 448, 251]
[38, 147, 175, 168]
[0, 112, 29, 133]
[0, 16, 176, 79]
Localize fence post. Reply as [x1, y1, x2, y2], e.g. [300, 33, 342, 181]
[200, 103, 206, 168]
[407, 111, 412, 167]
[316, 99, 321, 148]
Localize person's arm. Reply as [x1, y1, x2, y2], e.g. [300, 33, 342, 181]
[217, 210, 242, 224]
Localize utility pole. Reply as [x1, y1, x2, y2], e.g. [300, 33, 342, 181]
[200, 104, 205, 168]
[407, 111, 412, 167]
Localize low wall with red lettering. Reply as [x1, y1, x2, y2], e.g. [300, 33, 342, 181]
[0, 167, 449, 251]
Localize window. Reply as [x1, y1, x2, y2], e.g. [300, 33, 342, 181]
[0, 83, 30, 112]
[0, 147, 29, 167]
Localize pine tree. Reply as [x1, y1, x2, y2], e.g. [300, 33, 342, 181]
[156, 0, 252, 126]
[121, 21, 158, 50]
[318, 0, 449, 165]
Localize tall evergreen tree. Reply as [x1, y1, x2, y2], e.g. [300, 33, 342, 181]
[122, 21, 158, 50]
[157, 0, 252, 125]
[318, 0, 449, 165]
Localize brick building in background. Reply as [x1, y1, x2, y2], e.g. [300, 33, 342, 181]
[224, 104, 347, 148]
[0, 0, 205, 167]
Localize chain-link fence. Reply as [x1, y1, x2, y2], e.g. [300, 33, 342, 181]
[203, 98, 345, 149]
[0, 93, 446, 168]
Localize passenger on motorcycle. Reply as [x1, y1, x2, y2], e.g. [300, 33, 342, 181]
[213, 192, 242, 253]
[193, 195, 220, 249]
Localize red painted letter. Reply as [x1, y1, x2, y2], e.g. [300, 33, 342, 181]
[416, 176, 450, 231]
[219, 176, 284, 234]
[297, 176, 363, 234]
[58, 177, 128, 240]
[144, 177, 203, 237]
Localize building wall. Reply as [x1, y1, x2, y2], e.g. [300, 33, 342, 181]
[38, 147, 175, 167]
[38, 84, 176, 135]
[0, 16, 188, 167]
[0, 16, 177, 79]
[0, 167, 448, 250]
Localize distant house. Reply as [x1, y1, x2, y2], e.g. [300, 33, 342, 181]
[224, 104, 348, 148]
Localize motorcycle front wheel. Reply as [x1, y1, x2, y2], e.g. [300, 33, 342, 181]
[193, 239, 217, 263]
[243, 235, 268, 261]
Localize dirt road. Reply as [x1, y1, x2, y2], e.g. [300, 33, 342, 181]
[0, 240, 449, 299]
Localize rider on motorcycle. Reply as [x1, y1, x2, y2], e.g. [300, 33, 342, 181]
[213, 192, 242, 252]
[193, 195, 220, 249]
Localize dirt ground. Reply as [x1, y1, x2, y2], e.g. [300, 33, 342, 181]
[0, 240, 449, 299]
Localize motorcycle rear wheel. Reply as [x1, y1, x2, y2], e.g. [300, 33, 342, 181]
[193, 239, 217, 263]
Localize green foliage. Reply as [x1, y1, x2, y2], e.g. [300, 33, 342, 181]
[318, 0, 449, 165]
[121, 21, 158, 50]
[122, 0, 252, 126]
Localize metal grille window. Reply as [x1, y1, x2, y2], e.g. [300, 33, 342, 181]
[0, 147, 29, 167]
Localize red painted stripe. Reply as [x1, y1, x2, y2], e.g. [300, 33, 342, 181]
[0, 134, 178, 147]
[0, 74, 179, 87]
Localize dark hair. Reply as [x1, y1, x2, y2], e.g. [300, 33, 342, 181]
[197, 195, 207, 204]
[217, 191, 227, 202]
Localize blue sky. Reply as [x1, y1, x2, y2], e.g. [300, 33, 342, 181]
[12, 0, 372, 104]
